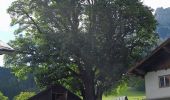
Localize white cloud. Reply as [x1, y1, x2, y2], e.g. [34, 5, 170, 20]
[143, 0, 170, 10]
[0, 0, 14, 32]
[0, 0, 15, 66]
[0, 0, 15, 43]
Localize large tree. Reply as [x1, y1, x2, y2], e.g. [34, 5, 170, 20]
[5, 0, 158, 100]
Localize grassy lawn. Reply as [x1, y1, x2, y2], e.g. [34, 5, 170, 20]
[103, 88, 145, 100]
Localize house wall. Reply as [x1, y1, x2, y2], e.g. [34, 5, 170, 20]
[145, 68, 170, 100]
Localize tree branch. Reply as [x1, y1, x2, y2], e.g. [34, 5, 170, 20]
[22, 10, 44, 34]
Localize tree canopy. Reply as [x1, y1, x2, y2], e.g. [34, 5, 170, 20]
[5, 0, 158, 100]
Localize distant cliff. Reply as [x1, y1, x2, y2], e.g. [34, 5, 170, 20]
[155, 7, 170, 39]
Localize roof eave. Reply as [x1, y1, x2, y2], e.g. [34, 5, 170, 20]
[128, 38, 170, 76]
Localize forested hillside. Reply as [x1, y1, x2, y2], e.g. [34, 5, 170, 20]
[0, 67, 37, 100]
[155, 7, 170, 39]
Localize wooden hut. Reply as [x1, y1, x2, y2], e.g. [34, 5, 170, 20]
[28, 85, 81, 100]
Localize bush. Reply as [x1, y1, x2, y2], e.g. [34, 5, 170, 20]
[13, 92, 35, 100]
[0, 91, 8, 100]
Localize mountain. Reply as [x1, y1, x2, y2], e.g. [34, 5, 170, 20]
[155, 7, 170, 39]
[0, 67, 37, 100]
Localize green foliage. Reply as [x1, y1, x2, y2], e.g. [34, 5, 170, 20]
[128, 76, 145, 91]
[0, 91, 8, 100]
[14, 92, 35, 100]
[103, 88, 145, 100]
[115, 82, 128, 96]
[12, 66, 32, 80]
[5, 0, 158, 99]
[104, 76, 128, 96]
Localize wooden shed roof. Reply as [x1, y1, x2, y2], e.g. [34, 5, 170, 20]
[0, 40, 14, 54]
[128, 38, 170, 76]
[28, 84, 81, 100]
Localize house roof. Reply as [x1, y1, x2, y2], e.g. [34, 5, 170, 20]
[128, 38, 170, 77]
[0, 40, 14, 54]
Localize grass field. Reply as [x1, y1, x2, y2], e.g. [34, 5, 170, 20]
[103, 88, 145, 100]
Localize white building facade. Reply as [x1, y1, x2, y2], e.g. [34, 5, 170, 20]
[145, 69, 170, 100]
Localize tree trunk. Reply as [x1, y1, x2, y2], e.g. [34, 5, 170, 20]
[96, 86, 103, 100]
[96, 93, 102, 100]
[83, 73, 95, 100]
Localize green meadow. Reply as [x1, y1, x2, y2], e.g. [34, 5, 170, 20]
[103, 89, 145, 100]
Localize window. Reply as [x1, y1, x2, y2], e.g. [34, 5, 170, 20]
[159, 75, 170, 88]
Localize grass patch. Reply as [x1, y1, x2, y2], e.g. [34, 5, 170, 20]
[103, 88, 145, 100]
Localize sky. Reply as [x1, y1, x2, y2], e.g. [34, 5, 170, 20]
[0, 0, 170, 66]
[143, 0, 170, 10]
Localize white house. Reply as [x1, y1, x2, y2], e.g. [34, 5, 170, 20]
[129, 38, 170, 100]
[0, 40, 14, 54]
